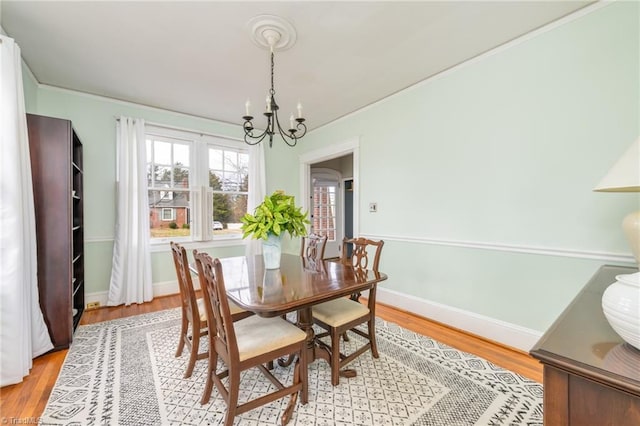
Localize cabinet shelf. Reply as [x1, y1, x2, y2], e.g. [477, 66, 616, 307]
[72, 280, 83, 297]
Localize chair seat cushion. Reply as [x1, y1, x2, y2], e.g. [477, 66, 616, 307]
[234, 316, 307, 362]
[312, 298, 370, 327]
[197, 298, 246, 322]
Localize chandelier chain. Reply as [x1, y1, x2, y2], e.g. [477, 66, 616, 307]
[270, 51, 275, 96]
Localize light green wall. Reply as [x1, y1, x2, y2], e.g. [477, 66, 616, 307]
[269, 2, 640, 332]
[22, 2, 639, 335]
[32, 88, 249, 293]
[21, 61, 37, 112]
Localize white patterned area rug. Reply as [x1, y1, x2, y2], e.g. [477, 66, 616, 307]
[41, 308, 543, 425]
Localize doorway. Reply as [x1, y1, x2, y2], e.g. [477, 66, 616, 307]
[299, 138, 359, 260]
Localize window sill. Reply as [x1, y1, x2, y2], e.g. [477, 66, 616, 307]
[149, 237, 247, 253]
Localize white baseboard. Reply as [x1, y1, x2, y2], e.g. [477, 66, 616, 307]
[375, 287, 542, 352]
[84, 291, 109, 308]
[86, 281, 541, 352]
[85, 281, 180, 309]
[153, 280, 180, 297]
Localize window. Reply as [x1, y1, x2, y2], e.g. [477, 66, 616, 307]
[312, 186, 336, 241]
[161, 208, 175, 221]
[145, 126, 249, 243]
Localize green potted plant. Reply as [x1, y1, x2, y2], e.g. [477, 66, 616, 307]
[241, 190, 310, 269]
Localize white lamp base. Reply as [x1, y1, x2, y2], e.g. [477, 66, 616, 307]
[602, 272, 640, 351]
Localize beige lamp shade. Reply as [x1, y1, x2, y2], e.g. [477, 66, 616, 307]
[593, 137, 640, 264]
[593, 137, 640, 192]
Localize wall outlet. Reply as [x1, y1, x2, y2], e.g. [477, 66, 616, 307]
[87, 301, 100, 309]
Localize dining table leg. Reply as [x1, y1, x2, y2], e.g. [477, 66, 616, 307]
[295, 307, 331, 403]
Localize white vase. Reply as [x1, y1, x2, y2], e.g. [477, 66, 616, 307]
[602, 272, 640, 351]
[262, 233, 282, 270]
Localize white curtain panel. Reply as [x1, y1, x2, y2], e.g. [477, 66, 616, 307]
[0, 35, 53, 386]
[245, 143, 266, 257]
[108, 117, 153, 306]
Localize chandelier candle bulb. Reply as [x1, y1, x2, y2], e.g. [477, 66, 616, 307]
[289, 114, 295, 130]
[245, 100, 251, 116]
[265, 96, 271, 113]
[297, 102, 303, 118]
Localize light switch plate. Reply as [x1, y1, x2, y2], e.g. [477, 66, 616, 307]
[369, 202, 377, 213]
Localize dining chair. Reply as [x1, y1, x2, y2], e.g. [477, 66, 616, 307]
[194, 252, 308, 425]
[311, 237, 384, 386]
[170, 242, 251, 379]
[277, 233, 328, 366]
[300, 233, 327, 263]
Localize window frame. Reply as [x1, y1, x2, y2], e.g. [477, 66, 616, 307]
[145, 125, 250, 247]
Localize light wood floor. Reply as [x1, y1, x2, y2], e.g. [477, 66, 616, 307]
[0, 295, 543, 420]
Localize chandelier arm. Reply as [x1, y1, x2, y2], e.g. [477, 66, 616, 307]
[273, 110, 299, 147]
[243, 120, 270, 145]
[244, 131, 269, 146]
[294, 121, 307, 138]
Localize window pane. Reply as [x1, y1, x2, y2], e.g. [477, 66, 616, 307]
[224, 150, 237, 171]
[174, 166, 189, 188]
[312, 186, 337, 241]
[239, 153, 249, 171]
[154, 141, 171, 165]
[209, 148, 223, 170]
[174, 143, 189, 166]
[149, 189, 191, 238]
[212, 193, 247, 237]
[209, 171, 223, 190]
[223, 171, 239, 191]
[154, 166, 172, 187]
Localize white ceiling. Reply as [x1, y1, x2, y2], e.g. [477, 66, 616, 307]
[1, 1, 593, 131]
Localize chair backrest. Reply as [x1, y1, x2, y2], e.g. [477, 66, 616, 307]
[194, 251, 238, 361]
[300, 233, 328, 262]
[170, 241, 201, 326]
[340, 237, 384, 272]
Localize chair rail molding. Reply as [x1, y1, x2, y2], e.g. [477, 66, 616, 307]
[360, 233, 635, 264]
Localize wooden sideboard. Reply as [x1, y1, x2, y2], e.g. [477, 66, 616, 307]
[530, 265, 640, 425]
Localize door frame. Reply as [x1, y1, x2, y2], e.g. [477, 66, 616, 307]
[299, 137, 360, 247]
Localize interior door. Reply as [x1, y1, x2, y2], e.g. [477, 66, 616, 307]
[311, 169, 342, 258]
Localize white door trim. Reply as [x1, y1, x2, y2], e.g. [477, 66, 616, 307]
[299, 137, 360, 240]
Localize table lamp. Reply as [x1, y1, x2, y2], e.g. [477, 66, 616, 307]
[593, 137, 640, 350]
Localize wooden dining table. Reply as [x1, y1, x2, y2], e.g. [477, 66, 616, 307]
[215, 253, 388, 404]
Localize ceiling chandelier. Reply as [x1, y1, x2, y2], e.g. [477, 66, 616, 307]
[242, 15, 307, 148]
